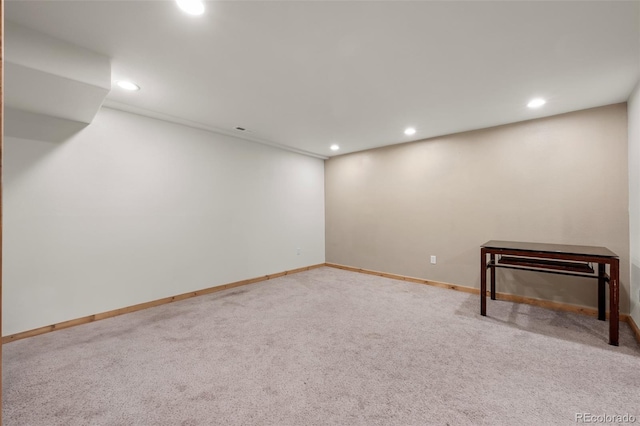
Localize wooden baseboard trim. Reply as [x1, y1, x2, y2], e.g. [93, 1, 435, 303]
[325, 262, 479, 294]
[6, 262, 635, 345]
[2, 263, 325, 344]
[324, 262, 630, 323]
[628, 316, 640, 345]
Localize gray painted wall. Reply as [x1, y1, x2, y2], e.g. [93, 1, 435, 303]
[326, 104, 630, 313]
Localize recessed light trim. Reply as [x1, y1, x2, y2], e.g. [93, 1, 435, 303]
[176, 0, 205, 15]
[404, 127, 416, 136]
[330, 144, 340, 151]
[527, 98, 546, 108]
[116, 81, 140, 91]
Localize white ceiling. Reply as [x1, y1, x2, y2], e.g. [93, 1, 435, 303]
[6, 0, 640, 158]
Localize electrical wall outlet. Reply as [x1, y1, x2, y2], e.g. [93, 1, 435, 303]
[430, 255, 437, 264]
[297, 247, 301, 255]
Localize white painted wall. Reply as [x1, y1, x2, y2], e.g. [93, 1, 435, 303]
[5, 22, 111, 123]
[629, 82, 640, 326]
[5, 21, 110, 89]
[3, 108, 326, 336]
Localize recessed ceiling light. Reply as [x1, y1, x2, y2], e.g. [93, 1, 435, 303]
[330, 144, 340, 151]
[116, 81, 140, 91]
[527, 98, 546, 108]
[176, 0, 205, 15]
[404, 127, 416, 136]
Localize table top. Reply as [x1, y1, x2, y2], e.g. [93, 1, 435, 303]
[481, 240, 618, 258]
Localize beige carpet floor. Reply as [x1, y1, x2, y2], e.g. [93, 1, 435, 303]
[3, 266, 639, 425]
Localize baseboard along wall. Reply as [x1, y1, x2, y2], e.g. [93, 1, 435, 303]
[2, 264, 325, 344]
[324, 263, 633, 325]
[628, 316, 640, 345]
[3, 262, 637, 345]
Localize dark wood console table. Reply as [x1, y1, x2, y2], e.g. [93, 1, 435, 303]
[480, 240, 620, 346]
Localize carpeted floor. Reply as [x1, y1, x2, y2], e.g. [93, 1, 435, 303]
[3, 266, 639, 425]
